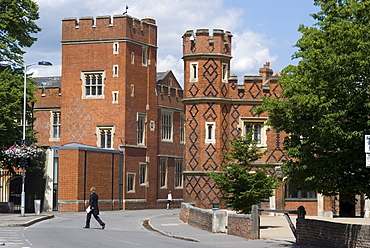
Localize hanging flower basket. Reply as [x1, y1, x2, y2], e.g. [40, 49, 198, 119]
[5, 145, 43, 159]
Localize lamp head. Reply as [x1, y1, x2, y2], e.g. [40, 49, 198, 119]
[38, 61, 52, 66]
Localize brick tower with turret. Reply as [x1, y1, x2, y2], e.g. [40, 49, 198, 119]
[182, 28, 287, 209]
[182, 29, 233, 208]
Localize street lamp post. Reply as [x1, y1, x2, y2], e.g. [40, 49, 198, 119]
[21, 61, 52, 217]
[1, 60, 52, 216]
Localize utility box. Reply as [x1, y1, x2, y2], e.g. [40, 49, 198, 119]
[34, 200, 41, 215]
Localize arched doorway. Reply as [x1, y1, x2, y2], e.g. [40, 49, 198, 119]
[9, 177, 21, 212]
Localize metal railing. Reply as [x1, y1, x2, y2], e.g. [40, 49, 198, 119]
[258, 208, 299, 238]
[0, 170, 22, 212]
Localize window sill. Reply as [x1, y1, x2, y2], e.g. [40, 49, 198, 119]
[285, 198, 317, 202]
[82, 95, 105, 99]
[205, 140, 216, 144]
[119, 144, 147, 149]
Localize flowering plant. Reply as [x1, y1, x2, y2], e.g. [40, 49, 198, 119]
[5, 145, 43, 159]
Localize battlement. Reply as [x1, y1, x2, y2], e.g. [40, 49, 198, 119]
[182, 29, 232, 56]
[62, 14, 157, 46]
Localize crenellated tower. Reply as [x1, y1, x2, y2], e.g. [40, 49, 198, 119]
[182, 28, 288, 210]
[59, 14, 161, 210]
[182, 29, 233, 208]
[61, 14, 157, 148]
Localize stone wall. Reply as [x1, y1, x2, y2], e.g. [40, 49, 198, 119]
[180, 203, 257, 239]
[188, 207, 213, 232]
[297, 218, 370, 248]
[227, 213, 254, 239]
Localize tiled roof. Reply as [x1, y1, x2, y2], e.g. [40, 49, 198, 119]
[34, 76, 61, 87]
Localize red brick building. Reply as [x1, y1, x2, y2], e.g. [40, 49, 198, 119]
[30, 14, 339, 216]
[33, 14, 184, 211]
[181, 29, 333, 216]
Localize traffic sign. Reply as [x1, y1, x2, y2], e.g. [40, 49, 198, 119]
[365, 135, 370, 153]
[366, 154, 370, 168]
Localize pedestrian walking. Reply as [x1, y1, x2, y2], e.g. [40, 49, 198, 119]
[84, 187, 106, 229]
[166, 191, 172, 210]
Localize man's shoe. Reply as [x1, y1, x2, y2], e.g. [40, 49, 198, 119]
[83, 226, 89, 229]
[102, 224, 105, 230]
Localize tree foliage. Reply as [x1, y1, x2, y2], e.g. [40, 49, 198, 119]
[0, 0, 41, 169]
[209, 134, 279, 213]
[0, 0, 41, 63]
[256, 0, 370, 203]
[0, 69, 38, 169]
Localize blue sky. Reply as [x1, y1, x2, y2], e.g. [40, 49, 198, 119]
[25, 0, 320, 85]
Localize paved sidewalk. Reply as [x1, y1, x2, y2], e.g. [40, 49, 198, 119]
[147, 210, 300, 247]
[0, 213, 54, 227]
[148, 211, 248, 242]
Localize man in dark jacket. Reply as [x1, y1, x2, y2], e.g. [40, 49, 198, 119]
[84, 187, 105, 229]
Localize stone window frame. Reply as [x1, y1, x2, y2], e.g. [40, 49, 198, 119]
[130, 84, 135, 97]
[113, 42, 119, 54]
[49, 111, 61, 141]
[96, 125, 114, 149]
[81, 70, 106, 99]
[139, 163, 148, 186]
[137, 113, 146, 146]
[112, 91, 119, 104]
[175, 159, 183, 188]
[142, 46, 148, 66]
[180, 114, 185, 144]
[205, 122, 216, 144]
[222, 63, 228, 82]
[240, 117, 268, 147]
[190, 62, 198, 82]
[161, 111, 173, 142]
[160, 158, 168, 188]
[127, 173, 136, 193]
[113, 65, 118, 77]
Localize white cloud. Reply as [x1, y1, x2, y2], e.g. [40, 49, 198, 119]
[231, 29, 277, 80]
[29, 65, 62, 78]
[27, 0, 278, 86]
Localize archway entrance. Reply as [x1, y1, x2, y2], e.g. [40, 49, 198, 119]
[9, 177, 21, 212]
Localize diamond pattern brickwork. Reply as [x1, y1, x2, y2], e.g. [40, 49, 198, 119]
[202, 143, 218, 171]
[203, 103, 217, 121]
[188, 104, 199, 170]
[230, 104, 241, 139]
[266, 131, 287, 164]
[189, 83, 199, 97]
[247, 81, 262, 99]
[271, 83, 282, 99]
[202, 58, 219, 97]
[184, 174, 221, 209]
[63, 92, 94, 143]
